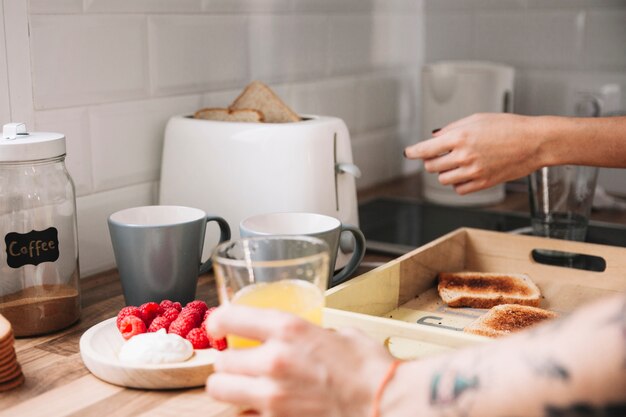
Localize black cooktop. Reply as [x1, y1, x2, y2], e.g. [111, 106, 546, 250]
[358, 197, 626, 255]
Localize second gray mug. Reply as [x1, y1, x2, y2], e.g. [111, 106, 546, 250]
[239, 212, 365, 287]
[108, 205, 231, 306]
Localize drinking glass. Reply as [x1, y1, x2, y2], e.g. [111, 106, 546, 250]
[528, 165, 598, 242]
[212, 236, 330, 348]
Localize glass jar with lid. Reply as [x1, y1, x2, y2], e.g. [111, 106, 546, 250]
[0, 123, 80, 336]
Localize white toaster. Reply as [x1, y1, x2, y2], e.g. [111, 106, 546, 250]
[158, 114, 361, 268]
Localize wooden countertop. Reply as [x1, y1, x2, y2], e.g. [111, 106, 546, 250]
[4, 173, 625, 416]
[3, 272, 232, 417]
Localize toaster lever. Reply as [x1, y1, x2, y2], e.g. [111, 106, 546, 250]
[336, 162, 362, 178]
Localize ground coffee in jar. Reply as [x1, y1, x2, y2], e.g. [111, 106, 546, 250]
[0, 123, 80, 337]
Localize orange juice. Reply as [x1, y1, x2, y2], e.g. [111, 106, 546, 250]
[228, 279, 324, 349]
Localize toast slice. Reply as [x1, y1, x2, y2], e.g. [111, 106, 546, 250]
[194, 107, 264, 122]
[438, 271, 541, 308]
[464, 304, 558, 338]
[229, 81, 300, 123]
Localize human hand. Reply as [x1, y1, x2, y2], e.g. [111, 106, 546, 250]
[404, 113, 546, 194]
[205, 305, 394, 417]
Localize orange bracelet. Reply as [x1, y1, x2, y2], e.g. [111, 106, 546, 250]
[369, 360, 403, 417]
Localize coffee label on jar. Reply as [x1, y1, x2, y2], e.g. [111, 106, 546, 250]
[4, 227, 60, 268]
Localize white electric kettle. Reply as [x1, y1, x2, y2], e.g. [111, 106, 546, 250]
[421, 60, 515, 206]
[158, 114, 361, 269]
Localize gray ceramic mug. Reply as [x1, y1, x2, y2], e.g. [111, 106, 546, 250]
[239, 212, 365, 287]
[108, 205, 230, 306]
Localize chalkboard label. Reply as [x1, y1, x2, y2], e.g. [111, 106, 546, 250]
[4, 228, 60, 268]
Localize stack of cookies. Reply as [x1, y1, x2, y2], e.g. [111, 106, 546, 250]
[0, 314, 24, 391]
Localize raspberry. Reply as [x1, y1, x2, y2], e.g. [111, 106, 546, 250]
[116, 306, 142, 328]
[168, 314, 196, 338]
[161, 307, 180, 322]
[185, 328, 210, 349]
[159, 299, 182, 313]
[147, 315, 172, 333]
[119, 315, 147, 340]
[139, 302, 160, 326]
[201, 307, 226, 350]
[208, 335, 228, 351]
[179, 308, 202, 327]
[185, 300, 208, 316]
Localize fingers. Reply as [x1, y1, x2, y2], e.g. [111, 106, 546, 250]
[422, 152, 458, 174]
[404, 136, 452, 160]
[206, 373, 274, 411]
[437, 165, 476, 186]
[206, 305, 311, 343]
[214, 341, 293, 378]
[454, 180, 490, 195]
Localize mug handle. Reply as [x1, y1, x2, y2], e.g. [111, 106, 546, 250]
[198, 216, 231, 275]
[330, 224, 366, 287]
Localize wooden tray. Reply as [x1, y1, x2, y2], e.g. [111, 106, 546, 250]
[323, 228, 626, 359]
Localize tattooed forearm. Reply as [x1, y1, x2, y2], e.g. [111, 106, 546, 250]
[429, 365, 480, 417]
[604, 296, 626, 368]
[544, 402, 626, 417]
[524, 355, 570, 381]
[525, 315, 568, 339]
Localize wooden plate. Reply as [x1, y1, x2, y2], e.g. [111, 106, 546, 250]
[79, 317, 217, 389]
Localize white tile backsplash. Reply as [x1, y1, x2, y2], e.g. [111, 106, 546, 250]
[28, 0, 83, 14]
[203, 0, 295, 13]
[85, 0, 203, 13]
[289, 78, 358, 131]
[351, 127, 399, 189]
[523, 10, 584, 69]
[149, 15, 249, 96]
[583, 9, 626, 70]
[89, 95, 202, 191]
[328, 14, 375, 75]
[0, 19, 10, 124]
[473, 11, 529, 67]
[249, 15, 329, 83]
[371, 14, 422, 69]
[424, 12, 473, 63]
[199, 88, 245, 109]
[30, 15, 150, 109]
[34, 107, 94, 196]
[354, 75, 401, 133]
[3, 0, 624, 276]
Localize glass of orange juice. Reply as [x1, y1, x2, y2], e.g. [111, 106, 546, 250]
[212, 236, 330, 348]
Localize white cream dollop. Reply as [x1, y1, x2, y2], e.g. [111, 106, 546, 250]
[118, 329, 194, 365]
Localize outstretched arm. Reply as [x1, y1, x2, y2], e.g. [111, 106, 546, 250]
[404, 113, 626, 195]
[381, 293, 626, 417]
[206, 293, 626, 417]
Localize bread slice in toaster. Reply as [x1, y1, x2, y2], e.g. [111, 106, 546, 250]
[229, 80, 300, 123]
[438, 271, 541, 308]
[464, 304, 558, 338]
[194, 107, 264, 122]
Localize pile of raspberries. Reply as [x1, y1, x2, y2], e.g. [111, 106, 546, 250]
[116, 299, 227, 350]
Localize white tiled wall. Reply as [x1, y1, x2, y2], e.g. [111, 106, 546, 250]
[4, 0, 421, 276]
[423, 0, 626, 196]
[3, 0, 624, 277]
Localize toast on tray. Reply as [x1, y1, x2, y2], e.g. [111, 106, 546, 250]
[438, 271, 541, 309]
[464, 304, 558, 338]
